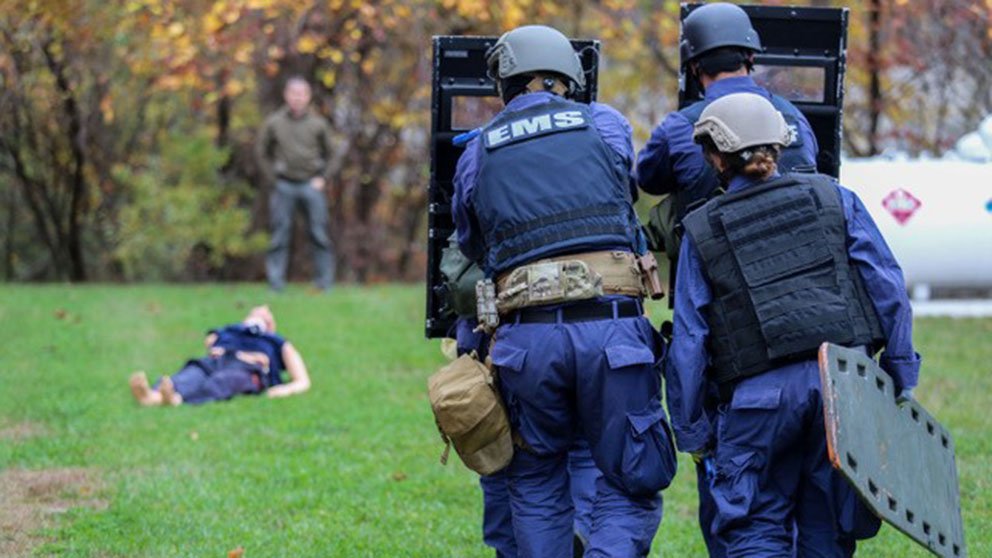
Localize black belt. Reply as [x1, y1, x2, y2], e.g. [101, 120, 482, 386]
[514, 299, 643, 324]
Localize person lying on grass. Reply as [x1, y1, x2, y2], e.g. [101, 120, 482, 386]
[128, 305, 311, 406]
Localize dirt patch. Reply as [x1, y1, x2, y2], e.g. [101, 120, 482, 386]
[0, 421, 47, 442]
[0, 468, 107, 557]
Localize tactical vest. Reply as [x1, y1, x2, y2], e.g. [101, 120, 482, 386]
[675, 92, 816, 220]
[472, 98, 638, 276]
[682, 174, 885, 385]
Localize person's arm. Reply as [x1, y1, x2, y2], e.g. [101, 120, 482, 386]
[841, 186, 921, 392]
[205, 332, 226, 356]
[795, 111, 820, 167]
[636, 114, 697, 196]
[255, 116, 277, 185]
[665, 236, 716, 454]
[318, 117, 335, 183]
[266, 342, 311, 398]
[452, 139, 486, 264]
[590, 102, 638, 201]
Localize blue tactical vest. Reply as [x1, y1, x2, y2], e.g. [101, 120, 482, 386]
[682, 174, 885, 385]
[472, 98, 639, 276]
[675, 92, 817, 220]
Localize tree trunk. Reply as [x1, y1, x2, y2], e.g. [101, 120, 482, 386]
[866, 0, 883, 156]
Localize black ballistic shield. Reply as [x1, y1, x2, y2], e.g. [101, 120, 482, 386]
[425, 36, 600, 338]
[680, 4, 849, 178]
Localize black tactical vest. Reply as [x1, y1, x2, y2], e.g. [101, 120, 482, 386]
[682, 174, 885, 385]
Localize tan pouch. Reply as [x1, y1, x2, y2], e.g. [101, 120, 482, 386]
[427, 353, 513, 475]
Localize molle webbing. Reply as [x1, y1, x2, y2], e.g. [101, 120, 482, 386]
[491, 205, 631, 265]
[682, 174, 884, 384]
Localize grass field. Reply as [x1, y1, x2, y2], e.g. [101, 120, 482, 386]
[0, 284, 988, 557]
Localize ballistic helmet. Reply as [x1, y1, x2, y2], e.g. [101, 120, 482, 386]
[680, 3, 761, 63]
[693, 93, 793, 153]
[486, 25, 585, 90]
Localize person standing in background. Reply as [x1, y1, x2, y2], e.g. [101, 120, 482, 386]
[256, 77, 336, 292]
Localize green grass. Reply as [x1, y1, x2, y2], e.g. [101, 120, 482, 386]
[0, 284, 988, 556]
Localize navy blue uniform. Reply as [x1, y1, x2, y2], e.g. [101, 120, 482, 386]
[161, 324, 286, 404]
[669, 172, 920, 555]
[454, 92, 676, 557]
[637, 76, 818, 200]
[636, 74, 819, 557]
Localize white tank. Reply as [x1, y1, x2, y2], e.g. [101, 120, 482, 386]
[839, 160, 992, 291]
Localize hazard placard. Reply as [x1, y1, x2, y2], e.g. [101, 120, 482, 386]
[882, 189, 922, 225]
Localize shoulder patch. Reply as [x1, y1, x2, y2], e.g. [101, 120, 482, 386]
[483, 109, 589, 149]
[782, 114, 802, 148]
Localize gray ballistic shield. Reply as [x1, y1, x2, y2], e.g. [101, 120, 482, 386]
[818, 343, 966, 557]
[425, 36, 600, 338]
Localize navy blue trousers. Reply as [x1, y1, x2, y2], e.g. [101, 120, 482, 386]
[479, 441, 600, 558]
[159, 355, 262, 404]
[489, 300, 677, 558]
[711, 361, 880, 557]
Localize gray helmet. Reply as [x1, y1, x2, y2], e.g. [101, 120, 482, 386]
[680, 3, 761, 63]
[486, 25, 585, 90]
[693, 93, 794, 153]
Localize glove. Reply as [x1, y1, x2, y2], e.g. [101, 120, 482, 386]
[896, 388, 914, 406]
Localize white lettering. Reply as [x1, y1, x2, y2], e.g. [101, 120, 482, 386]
[510, 115, 553, 137]
[486, 125, 512, 147]
[553, 110, 585, 128]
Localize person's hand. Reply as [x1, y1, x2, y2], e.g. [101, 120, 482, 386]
[310, 176, 326, 191]
[896, 388, 914, 406]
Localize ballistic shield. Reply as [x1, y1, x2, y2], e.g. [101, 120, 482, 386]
[425, 35, 600, 338]
[819, 343, 966, 557]
[680, 3, 849, 178]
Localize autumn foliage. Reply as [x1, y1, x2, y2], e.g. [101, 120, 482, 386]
[0, 0, 989, 282]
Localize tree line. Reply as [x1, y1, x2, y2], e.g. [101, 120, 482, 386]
[1, 0, 988, 282]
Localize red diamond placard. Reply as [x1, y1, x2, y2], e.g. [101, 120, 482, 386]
[881, 189, 922, 225]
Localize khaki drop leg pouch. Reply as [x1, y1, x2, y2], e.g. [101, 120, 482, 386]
[427, 352, 513, 476]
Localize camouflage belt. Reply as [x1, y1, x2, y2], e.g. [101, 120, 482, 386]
[495, 251, 646, 314]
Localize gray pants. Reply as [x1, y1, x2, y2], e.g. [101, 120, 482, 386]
[266, 178, 335, 290]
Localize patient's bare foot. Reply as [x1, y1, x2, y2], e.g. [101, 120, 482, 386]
[159, 376, 182, 406]
[129, 371, 161, 406]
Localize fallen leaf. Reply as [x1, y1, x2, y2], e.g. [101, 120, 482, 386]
[391, 471, 407, 482]
[228, 546, 244, 558]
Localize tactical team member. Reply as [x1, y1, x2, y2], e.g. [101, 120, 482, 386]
[668, 92, 920, 555]
[638, 2, 817, 223]
[635, 5, 818, 554]
[440, 239, 601, 557]
[453, 25, 676, 557]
